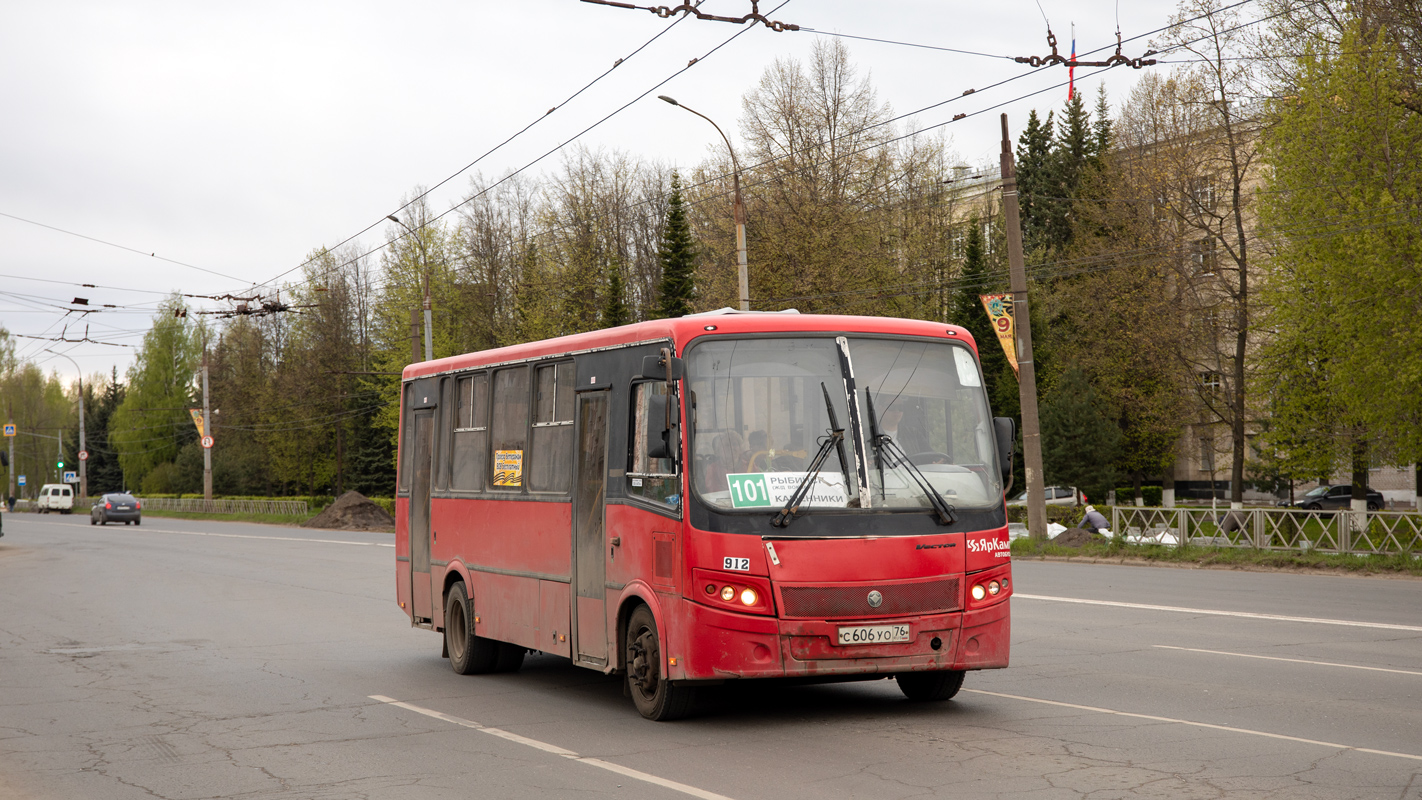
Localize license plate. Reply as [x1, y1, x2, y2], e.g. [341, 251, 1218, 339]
[836, 624, 910, 645]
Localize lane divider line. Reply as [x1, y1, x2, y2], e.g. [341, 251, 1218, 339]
[368, 695, 736, 800]
[963, 689, 1422, 762]
[1014, 593, 1422, 632]
[1154, 645, 1422, 677]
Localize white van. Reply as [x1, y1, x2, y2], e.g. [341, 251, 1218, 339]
[36, 484, 75, 513]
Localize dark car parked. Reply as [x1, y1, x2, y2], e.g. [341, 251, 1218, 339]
[91, 493, 142, 525]
[1283, 484, 1384, 511]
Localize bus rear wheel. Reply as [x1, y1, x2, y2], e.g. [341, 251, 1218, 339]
[625, 605, 693, 721]
[444, 582, 501, 675]
[896, 669, 965, 701]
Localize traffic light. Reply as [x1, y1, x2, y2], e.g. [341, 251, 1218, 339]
[56, 459, 65, 470]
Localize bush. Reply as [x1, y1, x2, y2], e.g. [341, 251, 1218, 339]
[1007, 504, 1085, 525]
[1114, 485, 1163, 506]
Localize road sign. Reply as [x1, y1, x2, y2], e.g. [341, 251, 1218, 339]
[78, 450, 89, 461]
[2, 424, 13, 437]
[63, 471, 78, 484]
[201, 435, 214, 449]
[17, 475, 25, 486]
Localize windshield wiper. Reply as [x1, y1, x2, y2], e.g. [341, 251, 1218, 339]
[863, 392, 957, 525]
[772, 384, 849, 528]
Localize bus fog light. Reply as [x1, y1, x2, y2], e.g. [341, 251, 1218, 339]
[988, 580, 1000, 595]
[971, 584, 987, 601]
[720, 586, 735, 601]
[704, 584, 716, 594]
[739, 588, 758, 606]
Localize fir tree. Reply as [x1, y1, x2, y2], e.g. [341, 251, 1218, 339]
[949, 219, 1008, 413]
[602, 261, 629, 328]
[1091, 84, 1112, 158]
[1039, 365, 1121, 502]
[1014, 110, 1055, 252]
[656, 172, 696, 318]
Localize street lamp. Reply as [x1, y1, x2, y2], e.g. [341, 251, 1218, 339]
[387, 215, 433, 362]
[658, 95, 750, 311]
[44, 349, 85, 499]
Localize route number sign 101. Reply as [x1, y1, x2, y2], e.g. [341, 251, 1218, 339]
[726, 473, 772, 508]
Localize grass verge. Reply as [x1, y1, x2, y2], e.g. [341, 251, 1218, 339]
[136, 509, 315, 527]
[1010, 537, 1422, 577]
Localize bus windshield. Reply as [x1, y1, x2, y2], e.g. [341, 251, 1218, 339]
[687, 335, 1001, 514]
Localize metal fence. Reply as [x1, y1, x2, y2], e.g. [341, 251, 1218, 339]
[134, 497, 310, 516]
[11, 497, 310, 516]
[1111, 506, 1422, 555]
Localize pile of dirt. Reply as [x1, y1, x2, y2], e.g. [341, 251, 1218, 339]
[302, 491, 395, 532]
[1051, 527, 1101, 548]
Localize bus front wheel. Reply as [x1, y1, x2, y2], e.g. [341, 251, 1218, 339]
[625, 605, 693, 721]
[896, 670, 965, 701]
[444, 582, 501, 675]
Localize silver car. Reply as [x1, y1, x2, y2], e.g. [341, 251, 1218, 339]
[91, 493, 142, 526]
[1007, 485, 1083, 506]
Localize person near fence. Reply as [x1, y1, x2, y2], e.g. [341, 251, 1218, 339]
[1078, 505, 1110, 533]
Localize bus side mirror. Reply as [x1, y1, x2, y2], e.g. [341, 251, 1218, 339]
[993, 417, 1016, 493]
[646, 395, 680, 462]
[640, 354, 685, 381]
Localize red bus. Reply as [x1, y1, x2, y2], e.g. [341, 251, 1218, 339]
[395, 312, 1016, 719]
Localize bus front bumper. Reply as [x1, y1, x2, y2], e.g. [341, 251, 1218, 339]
[676, 599, 1009, 681]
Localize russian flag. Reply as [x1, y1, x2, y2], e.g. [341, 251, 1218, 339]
[1068, 27, 1076, 100]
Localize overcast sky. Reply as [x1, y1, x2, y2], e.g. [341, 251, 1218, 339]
[1, 0, 1193, 385]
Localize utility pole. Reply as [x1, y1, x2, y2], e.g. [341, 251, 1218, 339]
[387, 215, 433, 361]
[202, 347, 212, 502]
[6, 406, 13, 505]
[410, 310, 421, 364]
[999, 114, 1049, 542]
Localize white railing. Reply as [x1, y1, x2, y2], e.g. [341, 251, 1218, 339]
[133, 497, 310, 516]
[1110, 506, 1422, 555]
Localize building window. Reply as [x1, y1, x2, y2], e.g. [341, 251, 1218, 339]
[529, 362, 574, 492]
[1198, 371, 1223, 394]
[1199, 436, 1216, 474]
[1189, 176, 1218, 211]
[1191, 238, 1218, 276]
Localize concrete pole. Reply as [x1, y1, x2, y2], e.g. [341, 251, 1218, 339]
[202, 349, 212, 502]
[999, 114, 1049, 542]
[733, 172, 750, 311]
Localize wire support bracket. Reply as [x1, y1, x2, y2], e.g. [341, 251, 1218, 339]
[580, 0, 800, 31]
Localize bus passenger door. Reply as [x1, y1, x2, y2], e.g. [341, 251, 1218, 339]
[409, 410, 435, 623]
[571, 390, 609, 666]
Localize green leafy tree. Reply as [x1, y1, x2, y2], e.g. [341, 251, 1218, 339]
[1258, 20, 1422, 499]
[108, 296, 205, 489]
[657, 172, 697, 318]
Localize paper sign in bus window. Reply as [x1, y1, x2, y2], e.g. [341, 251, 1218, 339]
[494, 449, 524, 486]
[726, 472, 847, 509]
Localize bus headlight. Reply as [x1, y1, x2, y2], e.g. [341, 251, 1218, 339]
[720, 586, 735, 602]
[971, 584, 987, 601]
[988, 580, 1001, 596]
[739, 587, 758, 606]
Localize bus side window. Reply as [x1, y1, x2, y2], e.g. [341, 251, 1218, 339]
[530, 362, 574, 492]
[398, 384, 413, 493]
[628, 381, 679, 510]
[490, 367, 529, 490]
[452, 373, 488, 491]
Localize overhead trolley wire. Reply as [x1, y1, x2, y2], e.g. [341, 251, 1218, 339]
[251, 2, 716, 293]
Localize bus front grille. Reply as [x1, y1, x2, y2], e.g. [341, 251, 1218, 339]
[778, 578, 962, 619]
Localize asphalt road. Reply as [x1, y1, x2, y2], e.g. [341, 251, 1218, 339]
[1, 512, 1419, 799]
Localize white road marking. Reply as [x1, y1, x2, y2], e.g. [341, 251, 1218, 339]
[369, 695, 736, 800]
[963, 689, 1422, 762]
[1014, 593, 1422, 632]
[1154, 645, 1422, 677]
[44, 518, 394, 547]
